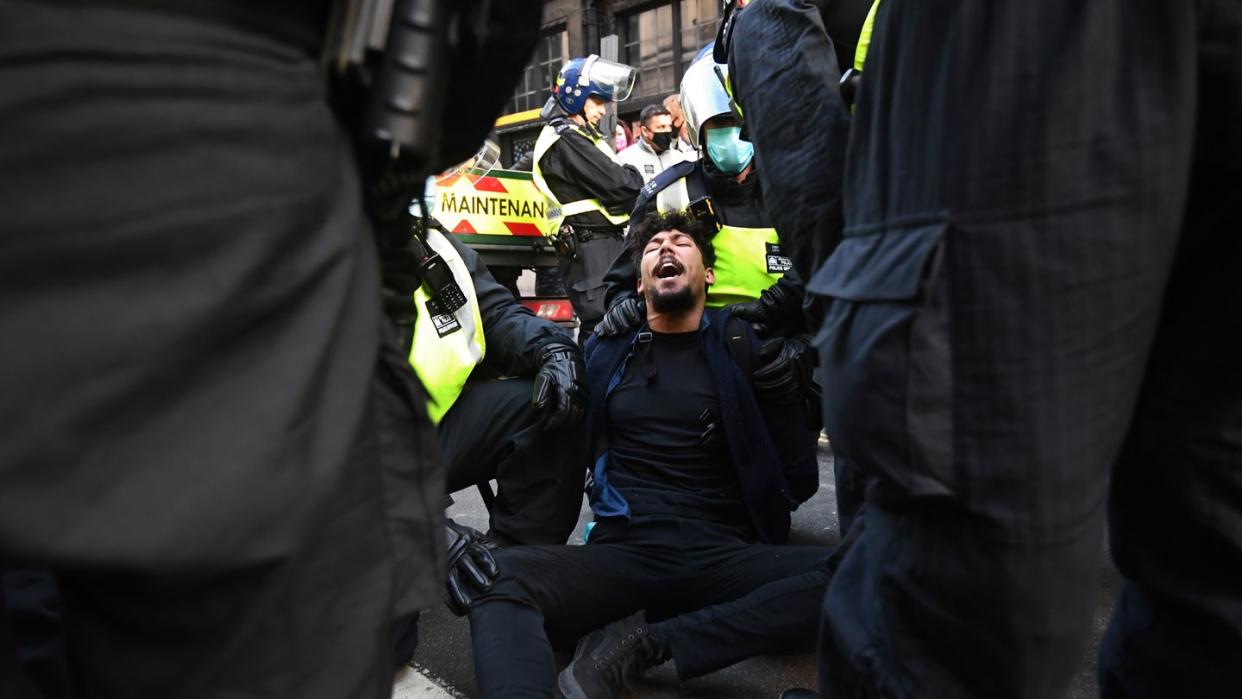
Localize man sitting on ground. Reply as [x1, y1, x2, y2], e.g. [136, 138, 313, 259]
[458, 210, 830, 698]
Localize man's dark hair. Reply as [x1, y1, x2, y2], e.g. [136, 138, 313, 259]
[629, 209, 716, 271]
[639, 104, 672, 128]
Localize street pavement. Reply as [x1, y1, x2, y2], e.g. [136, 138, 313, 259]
[397, 439, 1121, 698]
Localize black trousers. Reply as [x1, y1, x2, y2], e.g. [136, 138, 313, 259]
[811, 1, 1242, 697]
[0, 3, 444, 696]
[558, 232, 627, 337]
[468, 516, 832, 697]
[441, 379, 588, 545]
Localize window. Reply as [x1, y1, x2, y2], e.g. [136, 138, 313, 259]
[623, 1, 721, 100]
[679, 0, 719, 69]
[505, 29, 570, 115]
[624, 5, 676, 98]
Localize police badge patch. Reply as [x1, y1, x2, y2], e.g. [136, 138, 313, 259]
[425, 297, 462, 338]
[765, 242, 792, 274]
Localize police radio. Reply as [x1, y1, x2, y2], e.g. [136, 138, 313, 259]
[409, 220, 468, 314]
[687, 196, 723, 232]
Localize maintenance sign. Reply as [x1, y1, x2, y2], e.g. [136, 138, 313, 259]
[432, 169, 560, 238]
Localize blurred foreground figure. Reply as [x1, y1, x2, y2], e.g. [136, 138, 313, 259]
[0, 0, 538, 696]
[772, 1, 1240, 697]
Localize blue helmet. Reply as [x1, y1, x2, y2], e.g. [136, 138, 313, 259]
[550, 55, 637, 115]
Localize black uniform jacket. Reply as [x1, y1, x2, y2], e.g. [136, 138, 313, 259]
[536, 116, 645, 230]
[442, 232, 576, 379]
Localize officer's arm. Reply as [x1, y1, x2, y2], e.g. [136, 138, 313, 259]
[727, 0, 852, 280]
[443, 234, 573, 377]
[602, 245, 639, 311]
[546, 134, 645, 215]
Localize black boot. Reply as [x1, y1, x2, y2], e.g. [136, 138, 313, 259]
[557, 611, 671, 698]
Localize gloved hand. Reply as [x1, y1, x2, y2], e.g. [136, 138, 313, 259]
[532, 343, 587, 429]
[595, 296, 645, 337]
[444, 519, 500, 617]
[752, 333, 815, 400]
[729, 282, 805, 336]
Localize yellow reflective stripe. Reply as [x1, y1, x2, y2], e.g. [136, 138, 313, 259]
[855, 0, 880, 71]
[408, 230, 486, 424]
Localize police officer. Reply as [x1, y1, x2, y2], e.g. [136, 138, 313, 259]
[0, 0, 542, 695]
[714, 0, 872, 281]
[531, 55, 646, 337]
[597, 54, 812, 398]
[727, 1, 1242, 698]
[400, 200, 590, 548]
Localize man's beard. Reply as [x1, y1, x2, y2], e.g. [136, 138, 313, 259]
[649, 285, 696, 314]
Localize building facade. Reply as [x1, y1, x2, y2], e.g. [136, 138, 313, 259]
[496, 0, 721, 167]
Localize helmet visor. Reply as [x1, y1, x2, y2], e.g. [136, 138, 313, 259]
[445, 139, 500, 178]
[680, 58, 734, 148]
[583, 56, 637, 102]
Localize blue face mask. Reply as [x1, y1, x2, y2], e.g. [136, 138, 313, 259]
[704, 126, 754, 175]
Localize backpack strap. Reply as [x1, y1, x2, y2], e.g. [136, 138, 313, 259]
[627, 159, 699, 233]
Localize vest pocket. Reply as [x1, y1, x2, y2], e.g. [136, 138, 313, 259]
[810, 222, 955, 502]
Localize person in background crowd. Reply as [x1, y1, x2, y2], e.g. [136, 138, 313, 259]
[613, 122, 631, 152]
[662, 94, 698, 156]
[617, 103, 697, 184]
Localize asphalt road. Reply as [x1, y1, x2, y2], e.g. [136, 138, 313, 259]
[408, 440, 1121, 698]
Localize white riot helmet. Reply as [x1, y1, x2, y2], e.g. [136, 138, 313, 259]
[679, 54, 734, 150]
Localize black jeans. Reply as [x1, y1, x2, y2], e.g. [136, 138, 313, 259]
[804, 1, 1242, 697]
[469, 516, 832, 697]
[441, 379, 588, 545]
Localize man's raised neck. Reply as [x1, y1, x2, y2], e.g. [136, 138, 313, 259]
[645, 303, 703, 334]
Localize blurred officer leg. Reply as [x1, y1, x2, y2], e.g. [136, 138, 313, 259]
[815, 1, 1213, 696]
[1099, 5, 1242, 697]
[0, 3, 443, 695]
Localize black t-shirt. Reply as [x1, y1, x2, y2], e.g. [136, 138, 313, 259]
[606, 330, 748, 525]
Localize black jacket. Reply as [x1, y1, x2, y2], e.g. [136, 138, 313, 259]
[536, 116, 645, 230]
[583, 308, 820, 544]
[440, 231, 576, 379]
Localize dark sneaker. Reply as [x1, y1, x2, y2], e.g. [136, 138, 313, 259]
[557, 611, 671, 699]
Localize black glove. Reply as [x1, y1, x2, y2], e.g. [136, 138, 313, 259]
[444, 520, 500, 617]
[752, 334, 815, 400]
[532, 344, 588, 429]
[595, 297, 645, 337]
[729, 282, 805, 336]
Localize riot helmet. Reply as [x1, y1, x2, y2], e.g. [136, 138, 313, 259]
[679, 52, 735, 150]
[546, 55, 637, 116]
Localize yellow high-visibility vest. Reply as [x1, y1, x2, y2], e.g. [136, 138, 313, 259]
[856, 1, 880, 71]
[408, 229, 486, 424]
[654, 176, 788, 307]
[532, 122, 630, 228]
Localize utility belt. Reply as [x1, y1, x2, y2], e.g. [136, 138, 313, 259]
[550, 222, 625, 259]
